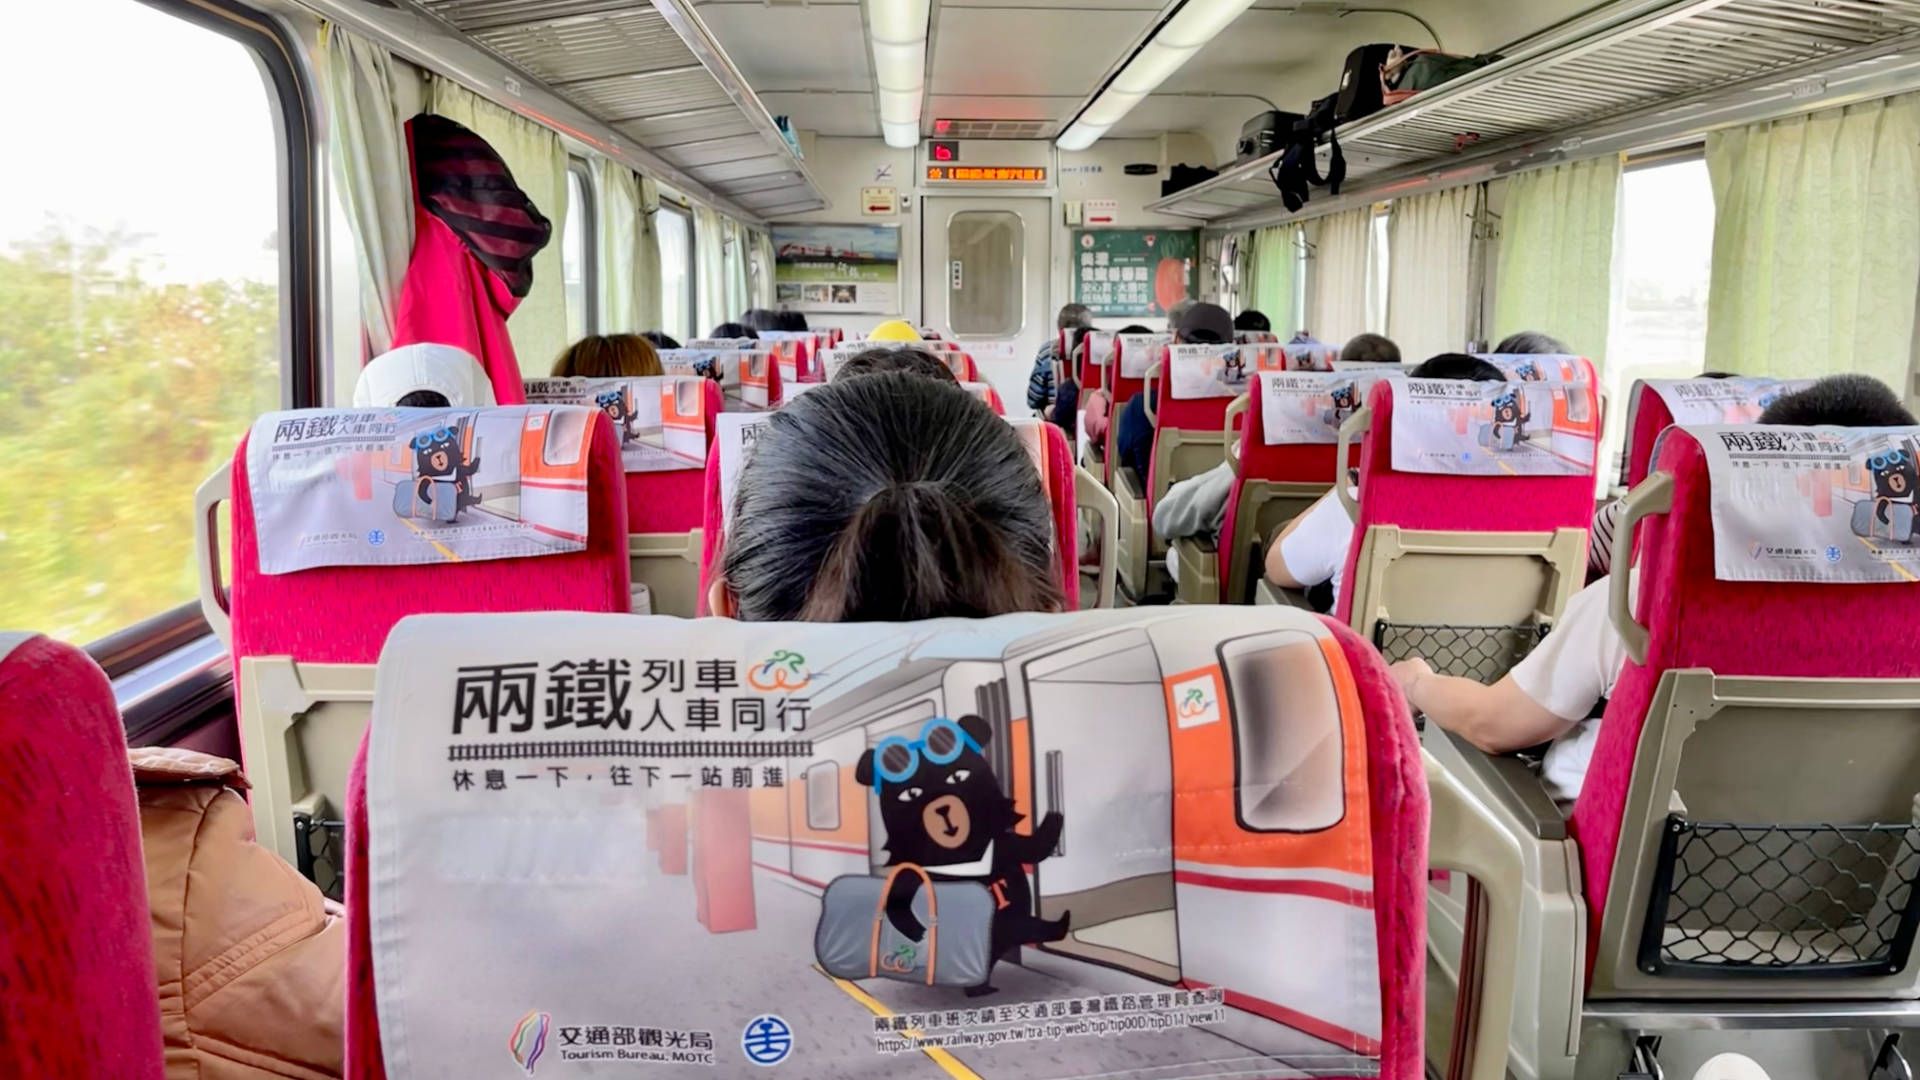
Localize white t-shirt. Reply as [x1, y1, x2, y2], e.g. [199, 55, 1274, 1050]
[1510, 575, 1634, 803]
[1277, 491, 1354, 601]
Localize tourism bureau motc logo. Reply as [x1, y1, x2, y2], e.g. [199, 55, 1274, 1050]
[509, 1010, 551, 1075]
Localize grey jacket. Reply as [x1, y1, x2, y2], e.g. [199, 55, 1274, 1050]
[1152, 461, 1234, 541]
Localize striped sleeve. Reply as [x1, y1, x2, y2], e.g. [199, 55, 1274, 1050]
[1588, 497, 1624, 577]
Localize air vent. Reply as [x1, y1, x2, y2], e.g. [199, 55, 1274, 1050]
[932, 119, 1052, 140]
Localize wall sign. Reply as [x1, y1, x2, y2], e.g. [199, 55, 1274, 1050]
[1085, 198, 1118, 226]
[924, 165, 1047, 183]
[1071, 228, 1199, 318]
[860, 185, 898, 215]
[928, 139, 960, 162]
[771, 224, 900, 314]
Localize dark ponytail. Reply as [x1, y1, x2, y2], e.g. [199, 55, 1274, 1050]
[723, 373, 1061, 622]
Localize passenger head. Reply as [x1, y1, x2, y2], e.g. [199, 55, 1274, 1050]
[833, 346, 958, 384]
[715, 372, 1062, 621]
[1410, 353, 1506, 382]
[777, 309, 809, 332]
[1758, 374, 1916, 427]
[353, 343, 496, 408]
[1234, 309, 1272, 333]
[1056, 302, 1094, 332]
[1175, 302, 1233, 345]
[1492, 330, 1570, 355]
[1119, 324, 1153, 335]
[709, 322, 758, 340]
[1339, 333, 1402, 366]
[551, 334, 664, 379]
[641, 330, 681, 351]
[741, 309, 782, 333]
[1165, 299, 1197, 334]
[868, 319, 923, 343]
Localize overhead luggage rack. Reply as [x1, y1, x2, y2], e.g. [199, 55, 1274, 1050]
[406, 0, 828, 218]
[1150, 0, 1920, 225]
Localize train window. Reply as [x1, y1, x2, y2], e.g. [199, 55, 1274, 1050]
[805, 762, 839, 830]
[2, 0, 286, 645]
[948, 210, 1023, 336]
[1220, 634, 1346, 832]
[1366, 205, 1391, 332]
[563, 160, 596, 342]
[1602, 155, 1715, 480]
[658, 204, 694, 342]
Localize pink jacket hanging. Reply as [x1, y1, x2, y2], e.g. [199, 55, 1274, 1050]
[390, 113, 552, 405]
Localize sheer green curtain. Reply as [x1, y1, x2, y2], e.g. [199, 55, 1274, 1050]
[1386, 186, 1475, 361]
[592, 157, 642, 333]
[693, 204, 728, 333]
[1246, 225, 1297, 332]
[428, 76, 571, 372]
[1309, 208, 1372, 347]
[1493, 155, 1621, 363]
[320, 24, 413, 358]
[636, 177, 663, 332]
[1706, 92, 1920, 393]
[752, 228, 776, 309]
[724, 218, 752, 319]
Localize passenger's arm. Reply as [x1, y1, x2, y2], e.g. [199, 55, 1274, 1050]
[1390, 659, 1575, 755]
[1263, 492, 1340, 589]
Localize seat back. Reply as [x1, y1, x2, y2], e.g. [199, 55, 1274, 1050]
[1572, 425, 1920, 999]
[697, 411, 1084, 612]
[1101, 333, 1173, 478]
[198, 406, 631, 868]
[962, 381, 1008, 415]
[526, 375, 723, 616]
[1146, 344, 1286, 529]
[1219, 370, 1386, 603]
[1620, 376, 1815, 489]
[756, 331, 822, 385]
[0, 634, 163, 1079]
[1335, 377, 1596, 682]
[345, 605, 1431, 1079]
[660, 347, 784, 408]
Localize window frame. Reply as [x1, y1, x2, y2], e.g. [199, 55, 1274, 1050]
[659, 201, 696, 341]
[565, 156, 598, 337]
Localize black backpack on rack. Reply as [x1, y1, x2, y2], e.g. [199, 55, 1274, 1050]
[1335, 42, 1423, 124]
[1267, 93, 1345, 213]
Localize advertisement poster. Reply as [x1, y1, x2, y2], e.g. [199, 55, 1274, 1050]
[773, 224, 901, 314]
[1388, 378, 1599, 477]
[524, 376, 708, 473]
[246, 407, 593, 574]
[1071, 229, 1198, 318]
[1698, 425, 1920, 583]
[367, 607, 1386, 1078]
[1260, 371, 1392, 445]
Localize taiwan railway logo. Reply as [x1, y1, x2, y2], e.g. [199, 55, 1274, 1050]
[748, 650, 811, 692]
[742, 1014, 794, 1066]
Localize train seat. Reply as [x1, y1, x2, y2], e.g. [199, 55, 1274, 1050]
[757, 331, 822, 385]
[193, 406, 632, 873]
[1098, 333, 1172, 484]
[340, 605, 1522, 1079]
[961, 380, 1008, 415]
[1170, 369, 1383, 606]
[1430, 423, 1920, 1077]
[1318, 377, 1595, 685]
[0, 633, 163, 1079]
[1619, 376, 1813, 490]
[660, 346, 784, 409]
[697, 411, 1116, 613]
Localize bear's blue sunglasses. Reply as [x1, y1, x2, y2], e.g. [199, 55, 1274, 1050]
[870, 717, 980, 794]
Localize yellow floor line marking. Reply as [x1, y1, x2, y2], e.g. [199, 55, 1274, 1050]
[813, 964, 983, 1080]
[397, 514, 464, 563]
[1858, 534, 1918, 581]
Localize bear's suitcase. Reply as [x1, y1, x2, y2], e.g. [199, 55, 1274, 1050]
[815, 863, 997, 988]
[1854, 497, 1917, 544]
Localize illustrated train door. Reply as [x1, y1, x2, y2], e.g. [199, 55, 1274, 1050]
[1147, 621, 1383, 1052]
[1021, 628, 1180, 981]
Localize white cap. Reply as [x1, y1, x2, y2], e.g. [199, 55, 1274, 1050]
[352, 343, 497, 408]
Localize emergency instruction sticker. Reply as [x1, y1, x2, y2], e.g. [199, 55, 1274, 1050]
[659, 348, 776, 410]
[1258, 370, 1389, 445]
[1695, 424, 1920, 583]
[525, 376, 708, 473]
[365, 608, 1385, 1078]
[1166, 344, 1283, 400]
[1388, 377, 1598, 477]
[245, 407, 592, 575]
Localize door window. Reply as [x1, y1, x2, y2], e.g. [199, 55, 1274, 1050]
[947, 210, 1023, 336]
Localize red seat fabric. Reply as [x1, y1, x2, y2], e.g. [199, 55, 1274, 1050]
[342, 610, 1428, 1080]
[624, 380, 723, 535]
[228, 413, 632, 669]
[0, 634, 163, 1079]
[1334, 380, 1597, 625]
[1102, 342, 1165, 481]
[1621, 382, 1677, 491]
[1567, 429, 1920, 955]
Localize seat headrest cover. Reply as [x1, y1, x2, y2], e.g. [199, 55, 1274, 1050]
[1476, 353, 1593, 384]
[1259, 370, 1392, 445]
[715, 412, 772, 529]
[1387, 377, 1599, 476]
[1691, 424, 1920, 583]
[1167, 344, 1284, 400]
[1117, 333, 1173, 378]
[525, 376, 710, 473]
[1282, 343, 1340, 372]
[659, 348, 776, 410]
[960, 381, 1002, 412]
[1235, 330, 1280, 344]
[366, 607, 1386, 1075]
[246, 406, 597, 574]
[1632, 376, 1814, 430]
[819, 341, 917, 380]
[685, 337, 759, 350]
[352, 343, 497, 409]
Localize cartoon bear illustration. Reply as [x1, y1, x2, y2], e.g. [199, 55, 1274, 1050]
[394, 421, 481, 523]
[856, 715, 1069, 997]
[1854, 443, 1918, 544]
[595, 388, 637, 444]
[1482, 387, 1525, 452]
[1322, 381, 1360, 428]
[1220, 348, 1247, 386]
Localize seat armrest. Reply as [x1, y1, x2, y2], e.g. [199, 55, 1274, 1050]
[1170, 533, 1217, 556]
[1433, 729, 1567, 841]
[1117, 466, 1145, 502]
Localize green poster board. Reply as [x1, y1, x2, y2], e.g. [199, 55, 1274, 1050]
[1070, 228, 1199, 318]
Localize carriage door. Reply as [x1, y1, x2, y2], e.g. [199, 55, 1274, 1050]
[1023, 629, 1178, 981]
[1152, 625, 1380, 1047]
[921, 196, 1050, 393]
